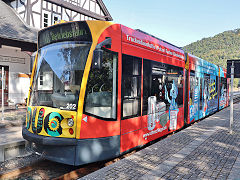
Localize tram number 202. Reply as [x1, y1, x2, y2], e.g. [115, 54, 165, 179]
[66, 103, 76, 110]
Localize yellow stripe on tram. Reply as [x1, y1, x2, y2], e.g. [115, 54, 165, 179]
[27, 52, 38, 106]
[76, 20, 115, 139]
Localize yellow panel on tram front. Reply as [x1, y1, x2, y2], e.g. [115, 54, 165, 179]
[26, 106, 77, 138]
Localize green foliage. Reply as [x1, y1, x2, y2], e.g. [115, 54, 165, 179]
[183, 29, 240, 68]
[183, 29, 240, 87]
[234, 78, 239, 88]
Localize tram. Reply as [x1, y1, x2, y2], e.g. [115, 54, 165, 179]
[22, 20, 229, 165]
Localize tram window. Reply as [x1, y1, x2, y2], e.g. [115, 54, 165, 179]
[143, 59, 183, 116]
[165, 65, 184, 108]
[189, 71, 196, 106]
[84, 49, 117, 119]
[220, 77, 227, 104]
[208, 75, 217, 102]
[199, 77, 203, 110]
[221, 77, 227, 94]
[216, 76, 219, 99]
[203, 73, 210, 102]
[29, 42, 91, 110]
[142, 60, 152, 115]
[122, 54, 141, 119]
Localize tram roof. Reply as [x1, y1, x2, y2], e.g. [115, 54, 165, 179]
[135, 29, 183, 50]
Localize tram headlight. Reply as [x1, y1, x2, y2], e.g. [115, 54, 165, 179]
[67, 118, 74, 127]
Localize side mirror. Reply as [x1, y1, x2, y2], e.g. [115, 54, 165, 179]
[92, 38, 112, 69]
[92, 49, 103, 69]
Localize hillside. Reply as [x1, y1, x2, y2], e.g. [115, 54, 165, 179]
[183, 29, 240, 68]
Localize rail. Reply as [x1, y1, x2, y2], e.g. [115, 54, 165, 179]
[233, 91, 240, 103]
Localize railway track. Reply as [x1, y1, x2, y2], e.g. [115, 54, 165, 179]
[0, 149, 137, 179]
[0, 158, 98, 179]
[233, 95, 240, 103]
[1, 94, 239, 180]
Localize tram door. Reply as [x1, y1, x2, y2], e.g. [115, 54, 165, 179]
[120, 54, 142, 152]
[189, 71, 200, 122]
[0, 66, 9, 106]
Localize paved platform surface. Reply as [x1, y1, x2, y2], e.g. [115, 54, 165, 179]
[0, 109, 26, 162]
[0, 126, 23, 145]
[80, 104, 240, 180]
[0, 108, 25, 145]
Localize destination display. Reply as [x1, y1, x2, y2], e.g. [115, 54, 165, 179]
[38, 21, 92, 48]
[121, 26, 185, 61]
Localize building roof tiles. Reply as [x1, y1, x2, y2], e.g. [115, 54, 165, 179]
[0, 0, 37, 44]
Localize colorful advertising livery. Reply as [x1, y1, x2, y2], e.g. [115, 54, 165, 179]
[188, 55, 228, 123]
[22, 20, 229, 166]
[26, 106, 76, 138]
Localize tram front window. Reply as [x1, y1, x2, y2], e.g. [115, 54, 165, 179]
[29, 41, 91, 111]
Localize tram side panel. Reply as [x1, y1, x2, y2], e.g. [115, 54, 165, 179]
[187, 54, 219, 124]
[120, 26, 186, 152]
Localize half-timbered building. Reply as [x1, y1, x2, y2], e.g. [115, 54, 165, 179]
[0, 0, 112, 106]
[8, 0, 112, 29]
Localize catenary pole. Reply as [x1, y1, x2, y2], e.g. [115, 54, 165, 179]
[230, 61, 234, 134]
[1, 66, 4, 122]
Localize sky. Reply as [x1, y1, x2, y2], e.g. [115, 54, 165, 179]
[104, 0, 240, 47]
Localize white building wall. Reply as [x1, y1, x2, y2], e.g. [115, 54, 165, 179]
[42, 0, 47, 9]
[72, 11, 80, 21]
[14, 0, 27, 22]
[90, 1, 95, 12]
[62, 8, 71, 21]
[0, 46, 31, 105]
[32, 0, 42, 29]
[32, 13, 41, 28]
[10, 0, 17, 10]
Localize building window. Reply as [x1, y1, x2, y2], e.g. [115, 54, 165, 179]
[52, 13, 61, 25]
[40, 72, 43, 85]
[54, 16, 58, 23]
[43, 13, 48, 27]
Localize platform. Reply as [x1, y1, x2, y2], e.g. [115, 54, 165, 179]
[0, 111, 27, 162]
[80, 104, 240, 180]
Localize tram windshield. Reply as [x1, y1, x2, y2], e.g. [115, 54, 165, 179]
[29, 41, 91, 111]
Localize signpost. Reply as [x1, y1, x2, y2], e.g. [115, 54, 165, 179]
[1, 67, 4, 122]
[227, 60, 240, 134]
[227, 60, 240, 78]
